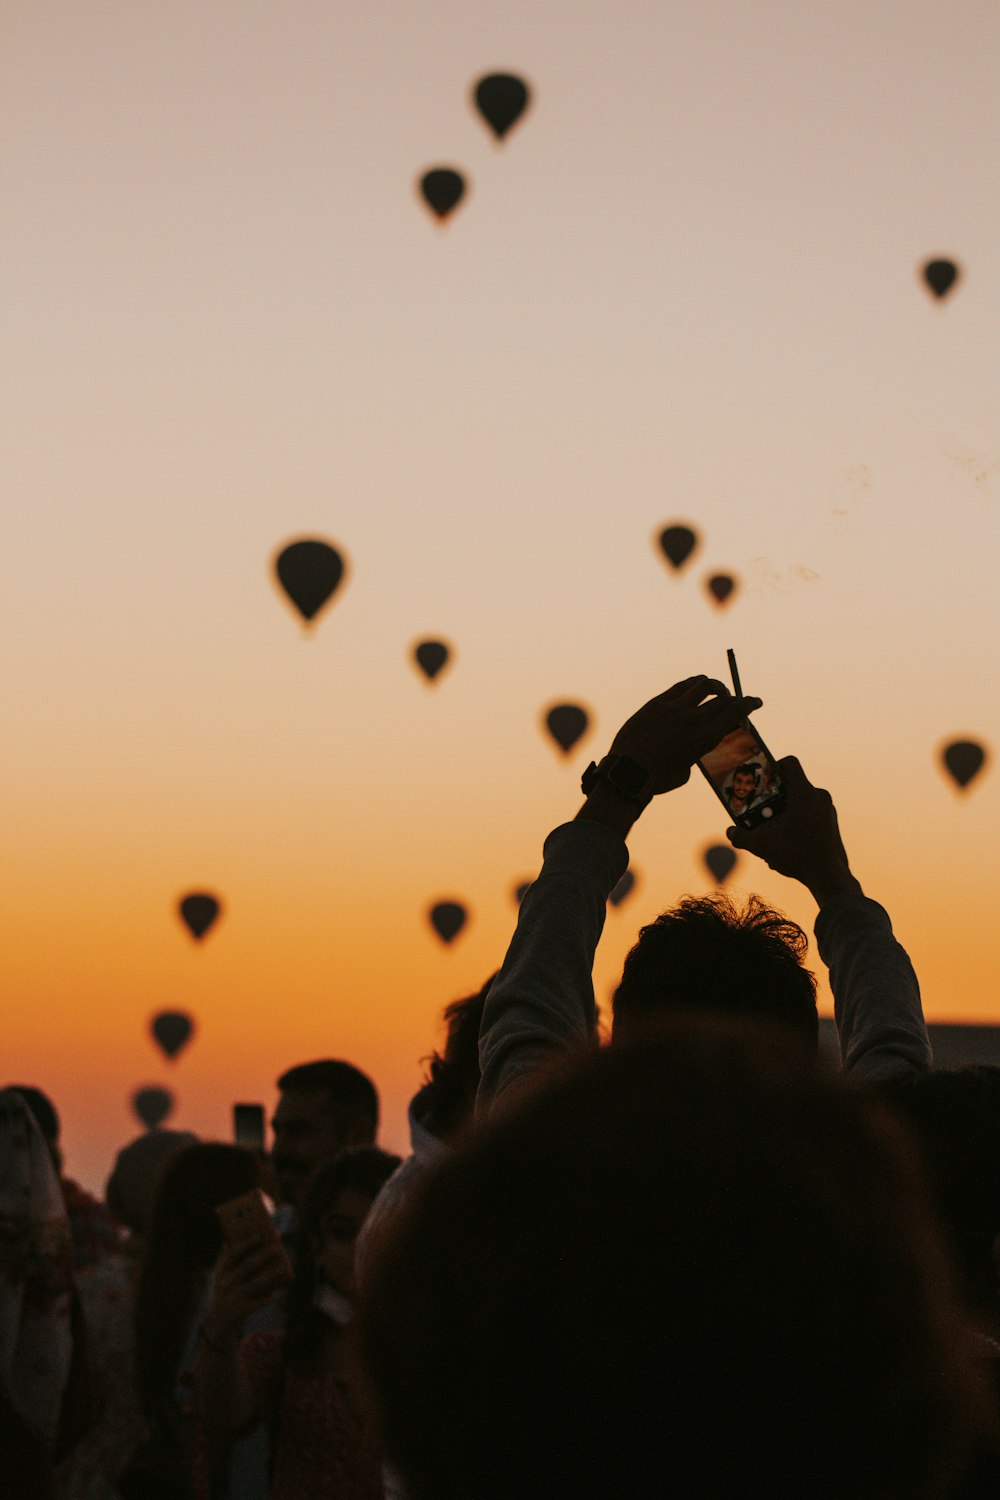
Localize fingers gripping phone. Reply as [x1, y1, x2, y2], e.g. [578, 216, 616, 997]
[697, 651, 786, 830]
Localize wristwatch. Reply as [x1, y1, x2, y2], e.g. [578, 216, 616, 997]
[580, 754, 655, 810]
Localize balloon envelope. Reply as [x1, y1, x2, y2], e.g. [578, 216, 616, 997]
[419, 168, 466, 220]
[922, 258, 959, 300]
[133, 1087, 175, 1130]
[429, 900, 467, 944]
[413, 640, 450, 682]
[942, 739, 986, 790]
[657, 524, 698, 571]
[274, 539, 345, 624]
[704, 844, 737, 885]
[608, 869, 636, 908]
[178, 893, 220, 940]
[151, 1011, 195, 1060]
[544, 703, 590, 755]
[706, 574, 737, 607]
[473, 73, 530, 139]
[513, 880, 532, 907]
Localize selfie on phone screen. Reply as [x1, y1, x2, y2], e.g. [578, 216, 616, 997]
[700, 726, 784, 821]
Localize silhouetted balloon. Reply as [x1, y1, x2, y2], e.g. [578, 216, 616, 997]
[473, 73, 530, 140]
[706, 574, 737, 607]
[544, 703, 590, 755]
[274, 539, 345, 625]
[704, 844, 737, 885]
[513, 880, 532, 907]
[413, 640, 451, 682]
[151, 1011, 195, 1061]
[608, 869, 636, 908]
[942, 739, 986, 790]
[178, 893, 220, 941]
[133, 1087, 174, 1130]
[922, 259, 960, 300]
[657, 524, 698, 571]
[419, 169, 466, 221]
[429, 901, 467, 944]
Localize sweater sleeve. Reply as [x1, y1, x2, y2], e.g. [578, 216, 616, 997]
[477, 820, 629, 1118]
[814, 891, 931, 1083]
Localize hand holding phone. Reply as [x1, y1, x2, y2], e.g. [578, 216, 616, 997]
[697, 652, 785, 829]
[215, 1190, 293, 1279]
[726, 755, 861, 907]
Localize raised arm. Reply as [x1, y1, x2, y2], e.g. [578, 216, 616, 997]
[477, 677, 761, 1116]
[727, 756, 930, 1082]
[194, 1242, 290, 1439]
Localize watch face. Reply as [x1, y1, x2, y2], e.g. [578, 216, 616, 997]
[611, 756, 651, 798]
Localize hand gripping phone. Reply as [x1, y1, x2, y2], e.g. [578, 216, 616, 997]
[214, 1189, 294, 1280]
[697, 651, 786, 830]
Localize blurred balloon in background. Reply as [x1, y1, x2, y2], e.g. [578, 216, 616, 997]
[922, 258, 960, 300]
[419, 168, 466, 221]
[151, 1011, 195, 1061]
[941, 739, 987, 790]
[429, 900, 468, 944]
[473, 73, 531, 140]
[273, 539, 346, 626]
[706, 573, 737, 607]
[703, 843, 737, 885]
[413, 639, 451, 683]
[178, 893, 221, 941]
[513, 879, 532, 906]
[656, 524, 699, 571]
[608, 869, 636, 907]
[133, 1086, 174, 1130]
[544, 703, 591, 755]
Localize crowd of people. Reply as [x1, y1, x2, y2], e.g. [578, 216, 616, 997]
[5, 674, 1000, 1499]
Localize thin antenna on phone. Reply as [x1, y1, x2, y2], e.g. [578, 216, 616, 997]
[727, 648, 742, 699]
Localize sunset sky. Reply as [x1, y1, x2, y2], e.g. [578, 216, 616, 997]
[3, 0, 998, 1192]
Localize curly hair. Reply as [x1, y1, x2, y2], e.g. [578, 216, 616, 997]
[612, 893, 818, 1045]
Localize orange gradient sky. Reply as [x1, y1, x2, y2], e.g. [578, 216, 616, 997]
[3, 0, 999, 1191]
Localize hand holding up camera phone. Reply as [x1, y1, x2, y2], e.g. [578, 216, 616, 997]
[696, 651, 786, 830]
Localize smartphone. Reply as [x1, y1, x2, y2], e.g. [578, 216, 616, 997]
[232, 1103, 265, 1152]
[214, 1189, 294, 1278]
[697, 652, 786, 829]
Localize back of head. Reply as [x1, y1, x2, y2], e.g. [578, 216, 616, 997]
[361, 1020, 991, 1500]
[612, 893, 818, 1046]
[7, 1085, 60, 1150]
[277, 1059, 379, 1140]
[422, 976, 497, 1141]
[105, 1129, 199, 1238]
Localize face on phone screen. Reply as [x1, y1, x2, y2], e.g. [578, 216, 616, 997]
[698, 723, 785, 828]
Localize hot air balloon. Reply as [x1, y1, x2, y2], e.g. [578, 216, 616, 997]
[513, 880, 532, 907]
[544, 703, 590, 755]
[273, 539, 346, 626]
[178, 893, 220, 941]
[941, 739, 987, 790]
[922, 259, 960, 300]
[151, 1011, 195, 1061]
[429, 901, 468, 944]
[473, 73, 531, 140]
[706, 574, 737, 607]
[133, 1087, 174, 1130]
[608, 869, 636, 908]
[419, 168, 466, 221]
[413, 640, 451, 682]
[703, 844, 737, 885]
[657, 524, 698, 571]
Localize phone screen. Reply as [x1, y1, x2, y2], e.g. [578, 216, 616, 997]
[233, 1103, 266, 1152]
[698, 722, 785, 829]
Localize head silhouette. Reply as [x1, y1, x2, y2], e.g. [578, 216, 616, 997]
[272, 1060, 379, 1208]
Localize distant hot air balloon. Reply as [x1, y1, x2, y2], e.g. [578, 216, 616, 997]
[133, 1086, 174, 1130]
[703, 844, 737, 885]
[473, 73, 530, 140]
[608, 869, 636, 908]
[429, 901, 468, 944]
[419, 168, 466, 221]
[657, 524, 698, 571]
[922, 259, 960, 301]
[413, 640, 451, 682]
[941, 739, 987, 790]
[544, 703, 590, 755]
[274, 539, 346, 626]
[151, 1011, 195, 1061]
[706, 574, 737, 607]
[513, 880, 532, 907]
[178, 893, 220, 941]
